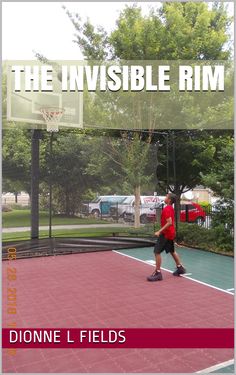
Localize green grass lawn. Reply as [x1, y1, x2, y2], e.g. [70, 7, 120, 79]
[2, 226, 134, 242]
[2, 210, 112, 228]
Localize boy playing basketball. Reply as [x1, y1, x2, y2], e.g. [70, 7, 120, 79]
[147, 193, 186, 281]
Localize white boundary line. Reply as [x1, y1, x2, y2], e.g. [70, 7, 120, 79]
[196, 358, 234, 373]
[112, 250, 234, 296]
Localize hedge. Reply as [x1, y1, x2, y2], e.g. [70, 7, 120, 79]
[126, 222, 233, 255]
[177, 223, 233, 255]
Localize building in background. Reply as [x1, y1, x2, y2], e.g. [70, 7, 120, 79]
[182, 186, 217, 204]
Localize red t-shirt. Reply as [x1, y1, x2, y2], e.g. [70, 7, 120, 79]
[161, 205, 175, 240]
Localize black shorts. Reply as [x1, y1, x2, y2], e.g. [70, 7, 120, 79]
[154, 234, 175, 254]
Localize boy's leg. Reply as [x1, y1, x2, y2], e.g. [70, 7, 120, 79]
[147, 254, 163, 281]
[147, 236, 164, 281]
[171, 251, 186, 275]
[155, 253, 162, 271]
[171, 251, 182, 266]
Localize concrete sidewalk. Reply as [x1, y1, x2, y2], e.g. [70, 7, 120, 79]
[3, 223, 128, 233]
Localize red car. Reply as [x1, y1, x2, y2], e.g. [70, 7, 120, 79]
[135, 202, 206, 225]
[151, 202, 206, 225]
[180, 202, 206, 225]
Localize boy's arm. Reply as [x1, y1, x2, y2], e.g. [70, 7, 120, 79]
[155, 217, 172, 237]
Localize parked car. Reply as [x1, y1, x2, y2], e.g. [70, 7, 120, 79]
[180, 202, 206, 225]
[109, 196, 134, 219]
[110, 196, 164, 224]
[130, 201, 206, 225]
[123, 206, 158, 224]
[82, 195, 129, 217]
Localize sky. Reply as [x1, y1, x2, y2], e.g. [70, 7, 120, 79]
[2, 2, 152, 60]
[2, 1, 234, 61]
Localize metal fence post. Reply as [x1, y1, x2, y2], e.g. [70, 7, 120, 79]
[31, 129, 42, 240]
[185, 204, 189, 223]
[116, 202, 119, 223]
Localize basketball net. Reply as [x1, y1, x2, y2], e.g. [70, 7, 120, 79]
[40, 107, 64, 132]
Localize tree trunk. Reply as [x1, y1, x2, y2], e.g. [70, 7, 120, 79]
[14, 192, 18, 203]
[175, 192, 181, 223]
[134, 185, 141, 228]
[28, 192, 31, 206]
[174, 190, 181, 242]
[65, 191, 70, 216]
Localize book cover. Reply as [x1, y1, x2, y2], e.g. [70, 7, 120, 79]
[2, 1, 234, 374]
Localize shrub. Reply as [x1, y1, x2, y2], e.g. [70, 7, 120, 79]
[177, 223, 233, 254]
[128, 224, 155, 237]
[9, 204, 30, 210]
[2, 205, 12, 212]
[211, 200, 234, 231]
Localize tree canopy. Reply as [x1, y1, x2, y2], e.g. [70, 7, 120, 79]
[64, 2, 232, 60]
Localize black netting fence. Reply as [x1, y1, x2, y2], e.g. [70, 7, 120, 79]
[3, 128, 233, 255]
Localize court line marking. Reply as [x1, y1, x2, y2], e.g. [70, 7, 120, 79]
[196, 358, 234, 373]
[227, 288, 234, 291]
[112, 250, 234, 296]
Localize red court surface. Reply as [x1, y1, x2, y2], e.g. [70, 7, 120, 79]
[2, 250, 234, 373]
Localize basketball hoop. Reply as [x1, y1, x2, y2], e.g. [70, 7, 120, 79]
[40, 107, 64, 132]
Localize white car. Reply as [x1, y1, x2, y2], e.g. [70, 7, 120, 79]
[110, 196, 164, 223]
[82, 195, 128, 217]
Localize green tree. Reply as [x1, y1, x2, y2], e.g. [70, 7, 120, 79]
[43, 131, 95, 216]
[120, 132, 154, 227]
[65, 2, 232, 60]
[2, 179, 24, 203]
[2, 129, 32, 195]
[84, 132, 156, 227]
[62, 1, 233, 224]
[201, 135, 233, 230]
[155, 130, 222, 213]
[202, 135, 233, 199]
[83, 134, 124, 196]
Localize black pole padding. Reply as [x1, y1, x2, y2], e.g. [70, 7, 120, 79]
[49, 133, 53, 238]
[166, 133, 169, 194]
[175, 201, 179, 242]
[172, 132, 178, 241]
[31, 129, 42, 240]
